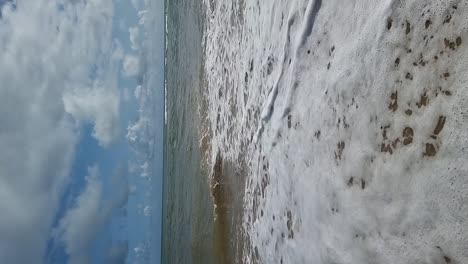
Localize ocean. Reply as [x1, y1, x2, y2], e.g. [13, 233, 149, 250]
[163, 0, 210, 261]
[163, 0, 214, 262]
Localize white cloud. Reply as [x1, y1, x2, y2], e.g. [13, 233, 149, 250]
[139, 161, 150, 179]
[127, 117, 153, 157]
[130, 0, 139, 10]
[133, 242, 149, 262]
[63, 85, 120, 147]
[137, 204, 151, 217]
[62, 37, 123, 146]
[54, 167, 103, 264]
[134, 85, 142, 100]
[53, 166, 129, 264]
[123, 54, 140, 77]
[138, 10, 148, 25]
[0, 0, 121, 262]
[127, 82, 155, 158]
[129, 26, 140, 50]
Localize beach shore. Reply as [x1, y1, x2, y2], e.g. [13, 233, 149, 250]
[201, 0, 468, 263]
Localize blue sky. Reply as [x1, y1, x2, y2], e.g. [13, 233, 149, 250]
[0, 0, 163, 263]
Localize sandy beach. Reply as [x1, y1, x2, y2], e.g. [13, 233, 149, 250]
[200, 0, 468, 263]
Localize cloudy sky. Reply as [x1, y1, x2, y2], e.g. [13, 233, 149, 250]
[0, 0, 160, 263]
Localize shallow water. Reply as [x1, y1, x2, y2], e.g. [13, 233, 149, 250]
[163, 0, 247, 262]
[163, 0, 208, 262]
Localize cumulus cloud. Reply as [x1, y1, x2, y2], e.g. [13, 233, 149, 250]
[123, 54, 140, 77]
[0, 0, 121, 262]
[134, 85, 142, 99]
[127, 82, 155, 158]
[129, 26, 140, 51]
[137, 204, 151, 217]
[63, 86, 120, 147]
[133, 242, 150, 262]
[63, 38, 123, 147]
[130, 0, 139, 10]
[53, 166, 129, 264]
[54, 167, 104, 264]
[127, 117, 153, 158]
[138, 10, 148, 25]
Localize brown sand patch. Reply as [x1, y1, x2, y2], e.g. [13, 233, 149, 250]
[433, 115, 446, 136]
[402, 127, 414, 145]
[424, 143, 437, 157]
[389, 91, 398, 112]
[210, 152, 248, 264]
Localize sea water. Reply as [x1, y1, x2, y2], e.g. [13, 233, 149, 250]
[163, 0, 216, 262]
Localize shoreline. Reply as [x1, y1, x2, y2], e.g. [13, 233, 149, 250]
[198, 3, 248, 260]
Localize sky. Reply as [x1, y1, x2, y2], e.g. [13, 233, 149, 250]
[0, 0, 163, 263]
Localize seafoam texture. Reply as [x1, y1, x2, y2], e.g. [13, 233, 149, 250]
[203, 0, 468, 263]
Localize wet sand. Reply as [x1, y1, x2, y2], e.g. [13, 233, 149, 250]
[205, 151, 248, 263]
[208, 151, 246, 263]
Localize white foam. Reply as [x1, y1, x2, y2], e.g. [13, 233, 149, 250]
[203, 0, 468, 263]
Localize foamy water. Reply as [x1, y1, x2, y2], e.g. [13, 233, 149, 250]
[203, 0, 468, 263]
